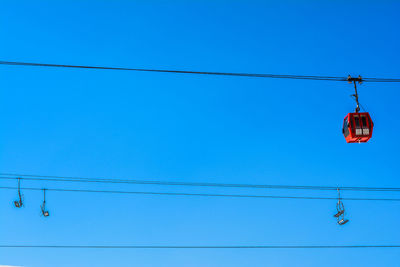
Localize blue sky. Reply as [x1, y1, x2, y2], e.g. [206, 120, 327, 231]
[1, 1, 400, 266]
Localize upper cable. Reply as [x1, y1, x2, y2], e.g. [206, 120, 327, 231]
[1, 173, 400, 192]
[1, 61, 399, 82]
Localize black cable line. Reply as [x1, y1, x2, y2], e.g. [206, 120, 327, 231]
[1, 186, 399, 201]
[0, 61, 346, 81]
[1, 245, 399, 249]
[1, 173, 400, 192]
[359, 77, 400, 82]
[1, 60, 399, 82]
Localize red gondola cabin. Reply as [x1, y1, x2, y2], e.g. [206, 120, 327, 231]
[342, 112, 373, 143]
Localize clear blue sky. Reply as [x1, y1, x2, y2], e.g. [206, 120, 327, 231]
[1, 1, 400, 266]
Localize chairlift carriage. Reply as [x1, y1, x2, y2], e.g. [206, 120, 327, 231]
[343, 112, 373, 143]
[342, 76, 374, 143]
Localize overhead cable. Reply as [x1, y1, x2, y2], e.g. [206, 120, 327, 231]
[1, 245, 399, 249]
[1, 61, 399, 82]
[1, 173, 400, 192]
[1, 186, 399, 202]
